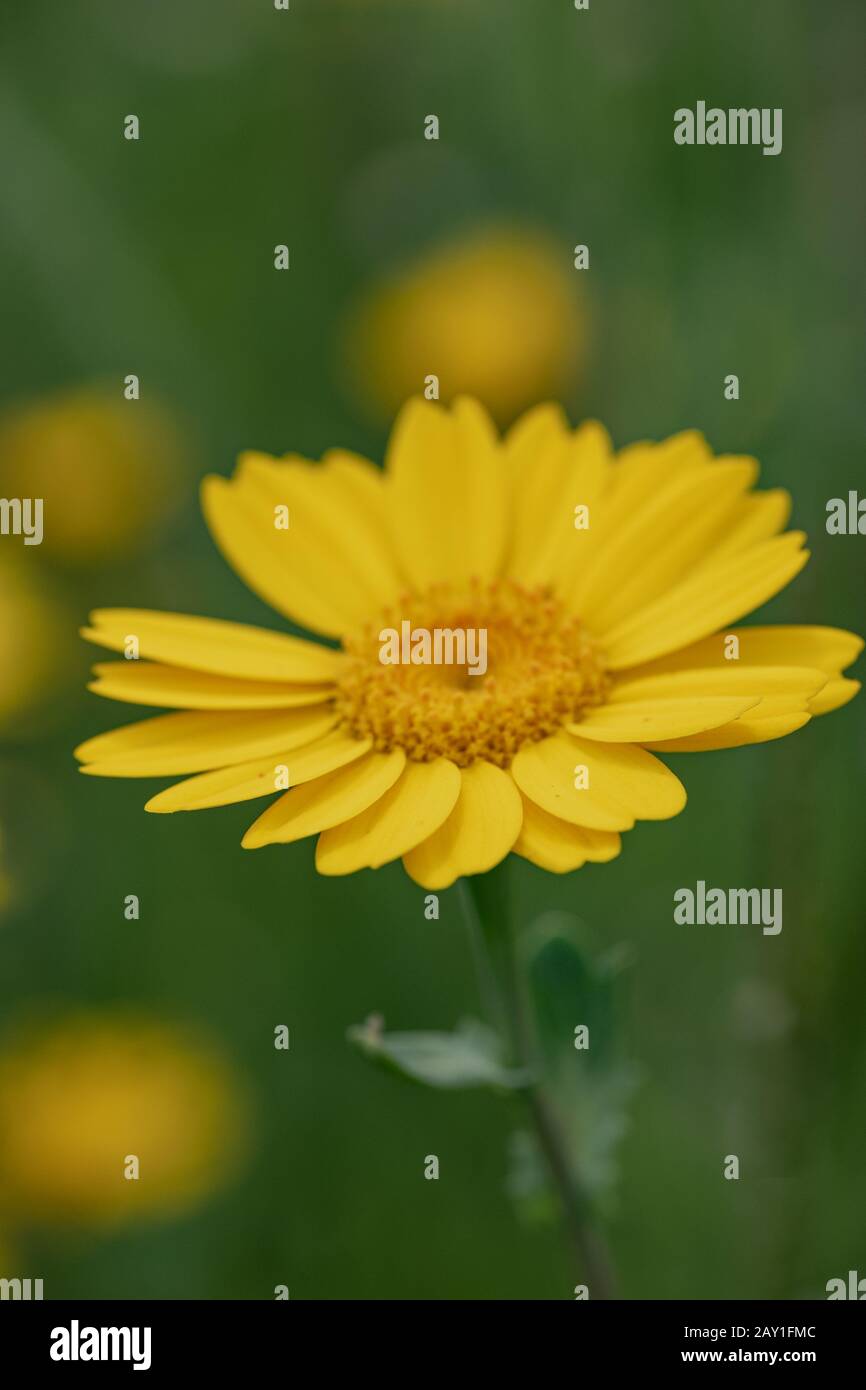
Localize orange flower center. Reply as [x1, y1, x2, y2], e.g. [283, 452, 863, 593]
[335, 579, 609, 767]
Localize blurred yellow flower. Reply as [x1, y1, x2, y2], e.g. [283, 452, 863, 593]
[343, 228, 584, 425]
[0, 386, 189, 565]
[0, 559, 71, 731]
[0, 1013, 249, 1227]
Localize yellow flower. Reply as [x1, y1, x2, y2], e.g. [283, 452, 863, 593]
[0, 1013, 248, 1227]
[0, 386, 188, 565]
[0, 559, 72, 731]
[343, 229, 583, 425]
[75, 398, 861, 889]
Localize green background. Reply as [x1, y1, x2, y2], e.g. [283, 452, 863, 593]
[0, 0, 864, 1298]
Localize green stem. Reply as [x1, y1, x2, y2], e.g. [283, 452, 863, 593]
[456, 878, 508, 1039]
[460, 864, 618, 1301]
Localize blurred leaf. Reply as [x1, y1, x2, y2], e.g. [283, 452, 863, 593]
[347, 1013, 530, 1092]
[555, 1066, 639, 1200]
[521, 913, 639, 1199]
[522, 910, 633, 1074]
[504, 1128, 558, 1228]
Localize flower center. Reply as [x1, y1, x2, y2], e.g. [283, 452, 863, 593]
[335, 579, 609, 767]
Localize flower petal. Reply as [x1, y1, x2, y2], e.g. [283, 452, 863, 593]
[575, 459, 758, 633]
[386, 397, 507, 589]
[82, 609, 342, 682]
[602, 667, 831, 748]
[511, 732, 686, 830]
[89, 662, 334, 710]
[242, 750, 405, 848]
[402, 761, 523, 890]
[205, 449, 404, 638]
[145, 730, 371, 812]
[696, 489, 792, 561]
[807, 677, 861, 715]
[645, 710, 812, 751]
[505, 408, 611, 587]
[623, 625, 863, 679]
[602, 534, 809, 668]
[567, 695, 759, 743]
[316, 757, 461, 874]
[203, 462, 380, 638]
[610, 665, 828, 702]
[513, 795, 621, 873]
[559, 431, 710, 607]
[75, 707, 338, 776]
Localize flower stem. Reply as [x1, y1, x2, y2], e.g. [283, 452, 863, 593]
[459, 864, 618, 1300]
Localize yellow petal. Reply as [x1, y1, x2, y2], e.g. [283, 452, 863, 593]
[203, 463, 380, 639]
[566, 695, 759, 743]
[145, 730, 371, 812]
[622, 625, 863, 680]
[558, 432, 710, 608]
[646, 710, 812, 752]
[697, 489, 792, 561]
[505, 401, 567, 471]
[505, 410, 612, 587]
[242, 750, 405, 848]
[321, 448, 394, 533]
[386, 397, 507, 589]
[549, 422, 614, 591]
[75, 707, 338, 776]
[808, 677, 861, 715]
[602, 534, 809, 668]
[82, 609, 342, 682]
[503, 404, 570, 584]
[89, 662, 334, 710]
[576, 460, 758, 633]
[316, 757, 461, 874]
[610, 665, 828, 702]
[513, 795, 621, 873]
[614, 429, 712, 486]
[402, 761, 523, 890]
[613, 667, 831, 750]
[222, 449, 404, 630]
[511, 732, 686, 830]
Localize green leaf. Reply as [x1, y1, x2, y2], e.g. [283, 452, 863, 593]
[520, 912, 639, 1199]
[522, 910, 633, 1075]
[347, 1014, 530, 1092]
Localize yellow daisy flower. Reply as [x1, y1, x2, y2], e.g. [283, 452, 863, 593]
[0, 557, 73, 731]
[0, 386, 188, 566]
[342, 227, 583, 425]
[0, 1012, 248, 1227]
[75, 397, 862, 889]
